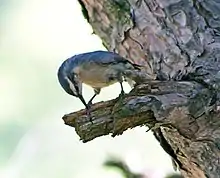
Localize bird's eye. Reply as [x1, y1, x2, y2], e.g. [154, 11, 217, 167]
[68, 73, 75, 81]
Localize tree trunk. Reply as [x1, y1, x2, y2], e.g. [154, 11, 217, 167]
[64, 0, 220, 177]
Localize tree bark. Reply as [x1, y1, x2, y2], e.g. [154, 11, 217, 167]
[64, 0, 220, 177]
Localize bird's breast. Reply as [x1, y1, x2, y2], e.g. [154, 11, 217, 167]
[73, 64, 118, 88]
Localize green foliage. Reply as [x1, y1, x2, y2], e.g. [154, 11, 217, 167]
[104, 157, 183, 178]
[165, 173, 183, 178]
[104, 157, 142, 178]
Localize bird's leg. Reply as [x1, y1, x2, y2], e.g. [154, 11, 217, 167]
[78, 94, 93, 122]
[120, 82, 125, 96]
[88, 88, 101, 107]
[73, 80, 93, 122]
[117, 82, 125, 101]
[78, 94, 89, 109]
[116, 74, 125, 100]
[87, 93, 97, 108]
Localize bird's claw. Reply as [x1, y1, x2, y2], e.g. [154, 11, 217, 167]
[118, 90, 125, 98]
[117, 91, 125, 104]
[86, 107, 93, 124]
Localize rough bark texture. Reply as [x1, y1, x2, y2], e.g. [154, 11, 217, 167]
[64, 0, 220, 177]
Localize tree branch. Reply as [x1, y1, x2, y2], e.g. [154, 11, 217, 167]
[65, 0, 220, 176]
[63, 80, 220, 177]
[63, 80, 213, 142]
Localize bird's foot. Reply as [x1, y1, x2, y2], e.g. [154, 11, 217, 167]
[119, 90, 125, 97]
[117, 91, 125, 102]
[86, 107, 93, 124]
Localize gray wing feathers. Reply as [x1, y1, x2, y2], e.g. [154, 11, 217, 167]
[82, 51, 127, 64]
[67, 50, 141, 70]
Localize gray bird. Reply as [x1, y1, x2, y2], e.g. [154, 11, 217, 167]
[57, 50, 140, 117]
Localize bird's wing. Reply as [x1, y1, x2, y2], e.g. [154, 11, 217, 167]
[83, 51, 141, 70]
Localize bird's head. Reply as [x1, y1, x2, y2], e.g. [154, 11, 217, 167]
[57, 61, 79, 97]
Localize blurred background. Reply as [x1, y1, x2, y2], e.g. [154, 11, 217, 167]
[0, 0, 175, 177]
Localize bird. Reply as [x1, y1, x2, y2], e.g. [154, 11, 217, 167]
[57, 50, 141, 118]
